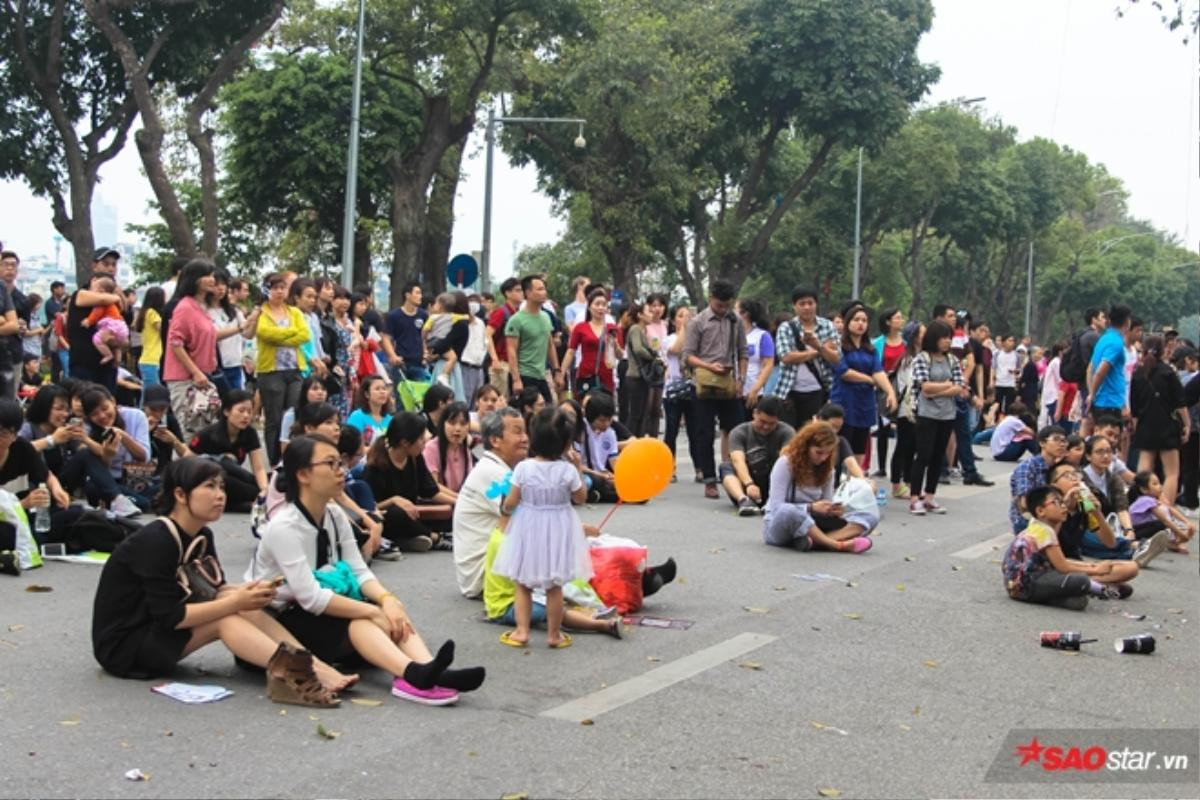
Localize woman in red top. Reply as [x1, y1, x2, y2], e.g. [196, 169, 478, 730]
[871, 308, 907, 476]
[560, 288, 617, 395]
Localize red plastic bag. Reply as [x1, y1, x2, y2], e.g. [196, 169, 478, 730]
[589, 545, 647, 614]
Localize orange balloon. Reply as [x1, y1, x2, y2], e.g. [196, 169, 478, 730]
[613, 438, 674, 503]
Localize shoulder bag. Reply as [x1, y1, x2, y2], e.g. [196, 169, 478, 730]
[162, 516, 225, 603]
[694, 316, 738, 399]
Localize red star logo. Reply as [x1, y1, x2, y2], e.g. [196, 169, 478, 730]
[1015, 737, 1045, 766]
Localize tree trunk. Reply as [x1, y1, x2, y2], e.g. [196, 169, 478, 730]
[420, 140, 467, 293]
[352, 225, 373, 289]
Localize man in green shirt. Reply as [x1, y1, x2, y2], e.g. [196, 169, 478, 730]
[505, 274, 561, 401]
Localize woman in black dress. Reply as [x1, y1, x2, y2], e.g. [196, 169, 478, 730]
[91, 457, 351, 704]
[1131, 335, 1188, 511]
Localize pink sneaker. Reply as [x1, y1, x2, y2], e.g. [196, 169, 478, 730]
[391, 678, 459, 706]
[909, 498, 926, 516]
[924, 498, 947, 514]
[844, 537, 873, 554]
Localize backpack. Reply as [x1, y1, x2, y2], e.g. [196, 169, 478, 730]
[64, 509, 141, 553]
[1000, 532, 1046, 600]
[1058, 328, 1088, 384]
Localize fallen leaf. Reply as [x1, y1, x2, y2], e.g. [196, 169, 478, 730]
[8, 623, 24, 632]
[773, 585, 787, 591]
[903, 556, 916, 562]
[743, 606, 769, 614]
[580, 718, 594, 726]
[895, 583, 906, 592]
[163, 731, 173, 737]
[809, 720, 848, 735]
[24, 585, 52, 593]
[818, 789, 841, 798]
[647, 656, 661, 663]
[846, 581, 858, 588]
[738, 661, 763, 671]
[707, 547, 725, 554]
[308, 715, 320, 721]
[315, 723, 340, 740]
[279, 709, 287, 716]
[912, 706, 920, 716]
[59, 717, 81, 726]
[898, 724, 912, 731]
[1168, 608, 1184, 614]
[843, 612, 862, 620]
[501, 793, 530, 800]
[922, 660, 939, 669]
[350, 698, 382, 707]
[676, 576, 687, 584]
[123, 769, 149, 782]
[120, 742, 129, 749]
[951, 565, 963, 571]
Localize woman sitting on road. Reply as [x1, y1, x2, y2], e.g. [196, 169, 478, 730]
[363, 413, 456, 552]
[247, 434, 484, 706]
[761, 421, 876, 554]
[92, 457, 350, 706]
[345, 375, 394, 450]
[422, 401, 474, 497]
[64, 385, 152, 516]
[187, 389, 269, 512]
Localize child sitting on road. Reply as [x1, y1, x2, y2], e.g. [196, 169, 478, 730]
[1001, 484, 1126, 610]
[493, 407, 596, 649]
[81, 277, 129, 365]
[1128, 470, 1196, 554]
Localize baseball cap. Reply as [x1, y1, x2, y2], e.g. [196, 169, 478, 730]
[92, 247, 120, 262]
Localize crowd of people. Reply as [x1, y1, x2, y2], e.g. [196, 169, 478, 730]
[1, 244, 1196, 708]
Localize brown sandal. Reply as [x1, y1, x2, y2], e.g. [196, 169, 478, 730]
[266, 643, 341, 708]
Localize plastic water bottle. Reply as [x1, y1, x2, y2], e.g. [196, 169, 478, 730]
[875, 487, 888, 508]
[34, 482, 51, 535]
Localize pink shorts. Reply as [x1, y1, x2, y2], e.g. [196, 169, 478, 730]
[92, 316, 129, 348]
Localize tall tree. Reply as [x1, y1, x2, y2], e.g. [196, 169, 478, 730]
[82, 0, 286, 258]
[0, 0, 140, 283]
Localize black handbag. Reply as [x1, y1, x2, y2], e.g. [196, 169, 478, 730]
[163, 517, 225, 603]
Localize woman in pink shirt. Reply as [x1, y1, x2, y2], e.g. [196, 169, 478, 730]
[421, 401, 474, 497]
[163, 260, 219, 438]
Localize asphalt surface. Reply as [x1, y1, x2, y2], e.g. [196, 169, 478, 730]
[3, 442, 1198, 799]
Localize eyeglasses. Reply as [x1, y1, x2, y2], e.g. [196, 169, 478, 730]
[1045, 435, 1067, 444]
[308, 458, 347, 473]
[1043, 497, 1066, 508]
[1054, 470, 1082, 481]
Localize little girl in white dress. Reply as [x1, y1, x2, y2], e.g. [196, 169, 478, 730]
[494, 407, 592, 648]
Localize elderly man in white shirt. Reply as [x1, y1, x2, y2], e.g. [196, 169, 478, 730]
[451, 407, 529, 598]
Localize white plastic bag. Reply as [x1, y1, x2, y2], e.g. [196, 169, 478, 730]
[833, 477, 879, 518]
[0, 488, 42, 570]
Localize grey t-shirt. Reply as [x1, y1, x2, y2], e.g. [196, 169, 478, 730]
[730, 420, 796, 490]
[1079, 328, 1101, 366]
[916, 355, 956, 421]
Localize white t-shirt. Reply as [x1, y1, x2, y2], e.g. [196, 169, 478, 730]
[993, 349, 1019, 388]
[665, 333, 683, 383]
[1124, 345, 1138, 405]
[743, 327, 775, 393]
[207, 306, 245, 370]
[1041, 356, 1061, 405]
[990, 415, 1028, 457]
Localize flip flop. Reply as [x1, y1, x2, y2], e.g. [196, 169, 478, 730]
[499, 631, 528, 648]
[547, 633, 573, 649]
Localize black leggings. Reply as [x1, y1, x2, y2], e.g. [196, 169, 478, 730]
[890, 417, 917, 487]
[911, 416, 955, 497]
[216, 458, 259, 508]
[1023, 570, 1091, 606]
[380, 506, 450, 542]
[875, 419, 892, 471]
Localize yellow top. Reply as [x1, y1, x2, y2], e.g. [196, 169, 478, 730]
[138, 308, 162, 365]
[254, 304, 310, 374]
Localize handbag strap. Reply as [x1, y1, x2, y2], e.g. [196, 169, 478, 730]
[160, 515, 205, 564]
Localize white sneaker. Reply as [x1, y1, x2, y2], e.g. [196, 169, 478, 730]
[109, 494, 142, 518]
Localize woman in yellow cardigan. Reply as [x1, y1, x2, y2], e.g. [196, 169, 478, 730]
[256, 272, 310, 464]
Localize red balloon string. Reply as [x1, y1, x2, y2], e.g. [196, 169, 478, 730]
[596, 499, 623, 531]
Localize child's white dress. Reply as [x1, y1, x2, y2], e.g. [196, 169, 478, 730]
[492, 459, 592, 589]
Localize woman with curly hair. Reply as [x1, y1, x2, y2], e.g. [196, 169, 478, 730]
[761, 421, 876, 553]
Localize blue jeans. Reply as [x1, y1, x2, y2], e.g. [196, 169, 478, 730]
[994, 439, 1039, 462]
[390, 363, 430, 383]
[223, 366, 244, 390]
[1081, 529, 1135, 560]
[953, 404, 980, 478]
[139, 363, 161, 388]
[494, 601, 548, 626]
[972, 427, 994, 445]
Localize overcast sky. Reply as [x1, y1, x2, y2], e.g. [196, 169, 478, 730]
[2, 0, 1197, 282]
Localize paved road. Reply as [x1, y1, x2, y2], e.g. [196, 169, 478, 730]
[3, 444, 1197, 799]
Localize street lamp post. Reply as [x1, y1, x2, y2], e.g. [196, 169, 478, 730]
[339, 0, 367, 290]
[481, 110, 585, 294]
[853, 96, 984, 300]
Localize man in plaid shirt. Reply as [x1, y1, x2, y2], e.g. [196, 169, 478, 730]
[1007, 426, 1069, 532]
[772, 287, 841, 428]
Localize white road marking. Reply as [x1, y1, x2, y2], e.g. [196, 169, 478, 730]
[540, 632, 778, 722]
[951, 532, 1013, 559]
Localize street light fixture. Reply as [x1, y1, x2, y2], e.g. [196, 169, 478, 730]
[481, 108, 587, 293]
[853, 96, 985, 299]
[1097, 232, 1156, 256]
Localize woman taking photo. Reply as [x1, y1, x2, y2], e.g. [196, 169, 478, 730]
[761, 421, 876, 554]
[256, 272, 311, 464]
[92, 457, 350, 706]
[134, 287, 166, 388]
[830, 304, 896, 463]
[206, 269, 257, 392]
[623, 301, 666, 438]
[55, 386, 152, 517]
[163, 259, 219, 439]
[248, 434, 484, 705]
[187, 389, 269, 512]
[561, 288, 617, 396]
[907, 320, 964, 516]
[364, 413, 456, 552]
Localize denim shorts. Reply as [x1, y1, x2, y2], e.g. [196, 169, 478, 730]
[492, 601, 548, 626]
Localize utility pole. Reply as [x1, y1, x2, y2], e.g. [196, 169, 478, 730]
[338, 0, 366, 289]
